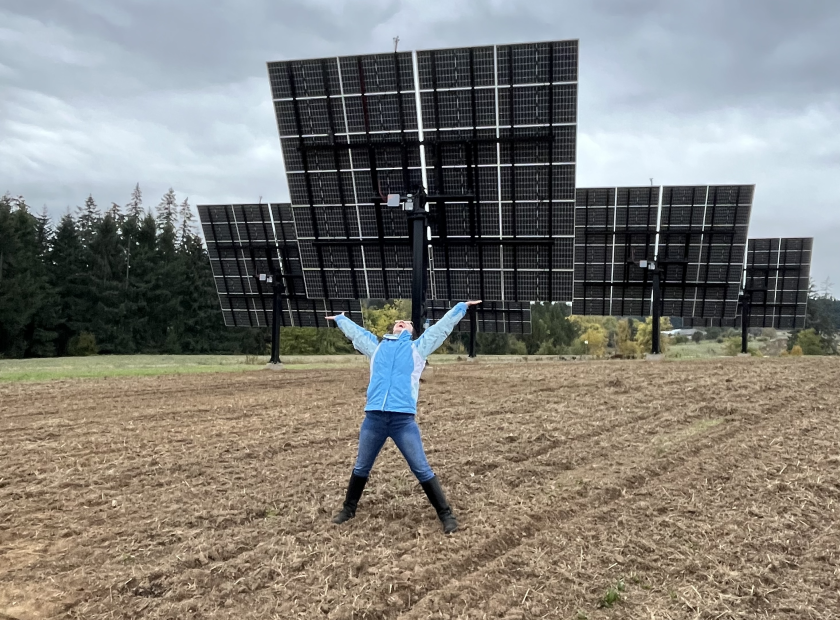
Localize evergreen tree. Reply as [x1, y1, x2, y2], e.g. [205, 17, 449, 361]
[156, 188, 178, 230]
[76, 195, 100, 247]
[129, 212, 159, 352]
[152, 191, 180, 352]
[87, 213, 126, 353]
[126, 184, 143, 219]
[107, 202, 122, 221]
[177, 197, 195, 247]
[0, 196, 58, 357]
[50, 213, 88, 354]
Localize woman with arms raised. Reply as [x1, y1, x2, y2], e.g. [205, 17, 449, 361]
[325, 301, 481, 535]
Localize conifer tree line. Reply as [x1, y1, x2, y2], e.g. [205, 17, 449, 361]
[0, 186, 265, 358]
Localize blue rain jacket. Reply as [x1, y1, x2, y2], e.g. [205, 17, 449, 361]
[334, 302, 468, 414]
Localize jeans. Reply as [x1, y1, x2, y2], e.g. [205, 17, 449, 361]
[352, 411, 435, 482]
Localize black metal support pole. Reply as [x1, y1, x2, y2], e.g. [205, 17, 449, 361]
[409, 191, 428, 338]
[468, 303, 478, 358]
[270, 282, 281, 365]
[741, 293, 750, 354]
[651, 268, 662, 355]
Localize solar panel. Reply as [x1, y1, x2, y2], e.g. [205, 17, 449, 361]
[427, 301, 532, 334]
[268, 41, 579, 303]
[741, 237, 812, 329]
[657, 185, 752, 321]
[197, 203, 364, 327]
[573, 187, 659, 316]
[572, 185, 753, 322]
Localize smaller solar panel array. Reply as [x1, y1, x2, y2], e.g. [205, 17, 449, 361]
[742, 237, 812, 329]
[573, 185, 754, 324]
[426, 301, 532, 334]
[198, 203, 363, 328]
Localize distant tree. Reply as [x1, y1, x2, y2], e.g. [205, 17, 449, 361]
[177, 197, 195, 246]
[804, 286, 838, 354]
[126, 184, 144, 219]
[634, 316, 673, 354]
[76, 195, 100, 246]
[156, 188, 178, 230]
[616, 319, 641, 358]
[795, 328, 825, 355]
[522, 302, 578, 354]
[578, 324, 608, 357]
[818, 277, 833, 299]
[0, 196, 58, 357]
[362, 299, 411, 337]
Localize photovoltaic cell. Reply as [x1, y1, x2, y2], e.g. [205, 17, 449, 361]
[197, 203, 363, 327]
[426, 301, 532, 334]
[267, 40, 578, 303]
[572, 185, 754, 321]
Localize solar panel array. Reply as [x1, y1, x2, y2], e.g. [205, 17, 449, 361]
[741, 237, 812, 329]
[268, 40, 579, 303]
[426, 301, 532, 334]
[573, 185, 753, 321]
[198, 203, 363, 328]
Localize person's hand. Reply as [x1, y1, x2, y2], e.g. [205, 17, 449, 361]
[325, 312, 346, 321]
[465, 300, 482, 306]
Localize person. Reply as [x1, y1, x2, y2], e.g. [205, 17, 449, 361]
[325, 300, 481, 534]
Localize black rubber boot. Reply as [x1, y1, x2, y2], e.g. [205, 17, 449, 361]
[332, 473, 368, 524]
[420, 475, 458, 534]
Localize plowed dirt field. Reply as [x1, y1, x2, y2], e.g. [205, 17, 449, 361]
[1, 358, 839, 619]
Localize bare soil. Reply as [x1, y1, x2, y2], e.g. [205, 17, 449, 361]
[1, 358, 838, 619]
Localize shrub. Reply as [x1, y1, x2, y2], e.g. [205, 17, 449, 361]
[724, 337, 742, 356]
[790, 345, 803, 356]
[634, 317, 673, 354]
[761, 327, 777, 340]
[673, 334, 689, 344]
[691, 331, 704, 343]
[508, 339, 528, 356]
[67, 331, 99, 356]
[795, 329, 825, 355]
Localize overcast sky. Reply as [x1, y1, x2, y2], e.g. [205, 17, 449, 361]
[2, 0, 838, 286]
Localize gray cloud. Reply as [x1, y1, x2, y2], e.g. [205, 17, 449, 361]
[1, 0, 838, 285]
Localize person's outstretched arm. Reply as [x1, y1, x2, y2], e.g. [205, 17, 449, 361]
[414, 300, 481, 358]
[326, 313, 379, 358]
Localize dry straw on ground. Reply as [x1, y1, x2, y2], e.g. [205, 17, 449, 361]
[1, 358, 838, 618]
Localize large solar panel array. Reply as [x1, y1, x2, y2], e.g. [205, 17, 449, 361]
[427, 301, 532, 334]
[741, 237, 812, 329]
[198, 203, 363, 328]
[573, 185, 753, 321]
[268, 40, 579, 303]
